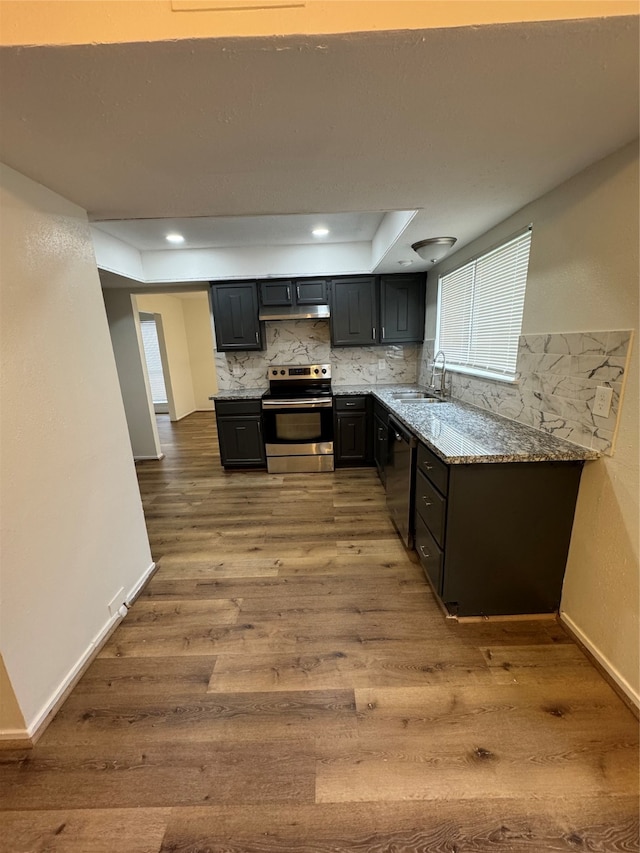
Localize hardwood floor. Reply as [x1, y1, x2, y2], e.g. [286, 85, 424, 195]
[1, 412, 638, 852]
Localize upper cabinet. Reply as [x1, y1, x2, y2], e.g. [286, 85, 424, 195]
[260, 278, 328, 307]
[330, 273, 426, 347]
[209, 274, 425, 351]
[209, 282, 264, 351]
[330, 276, 378, 346]
[379, 274, 426, 344]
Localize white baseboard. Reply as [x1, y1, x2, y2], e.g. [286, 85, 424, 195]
[134, 453, 165, 461]
[6, 562, 157, 745]
[174, 409, 197, 422]
[0, 727, 32, 746]
[560, 610, 639, 711]
[126, 561, 157, 606]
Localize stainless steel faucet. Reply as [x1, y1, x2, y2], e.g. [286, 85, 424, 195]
[429, 350, 447, 396]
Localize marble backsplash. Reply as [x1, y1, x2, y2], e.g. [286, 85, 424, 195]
[420, 331, 633, 454]
[215, 320, 420, 389]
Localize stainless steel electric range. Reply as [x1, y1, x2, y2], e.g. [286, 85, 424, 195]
[261, 364, 334, 473]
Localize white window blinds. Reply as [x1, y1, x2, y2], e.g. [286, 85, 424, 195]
[437, 230, 531, 380]
[139, 316, 168, 404]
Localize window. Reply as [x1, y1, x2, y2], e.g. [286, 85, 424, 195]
[436, 229, 531, 381]
[139, 315, 168, 404]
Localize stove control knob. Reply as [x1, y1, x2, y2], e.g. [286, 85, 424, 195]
[280, 370, 286, 375]
[272, 370, 278, 376]
[314, 368, 319, 374]
[321, 368, 327, 374]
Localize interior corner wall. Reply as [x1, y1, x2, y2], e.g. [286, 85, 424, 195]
[425, 140, 640, 704]
[102, 289, 162, 457]
[134, 293, 197, 419]
[0, 163, 154, 734]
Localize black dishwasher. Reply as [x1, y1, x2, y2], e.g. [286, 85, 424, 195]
[386, 416, 417, 549]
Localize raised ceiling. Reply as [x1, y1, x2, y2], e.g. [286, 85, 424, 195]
[0, 15, 638, 277]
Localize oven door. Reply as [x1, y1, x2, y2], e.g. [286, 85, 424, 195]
[262, 398, 334, 471]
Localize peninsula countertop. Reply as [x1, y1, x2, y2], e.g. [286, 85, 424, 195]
[334, 384, 599, 464]
[210, 384, 599, 464]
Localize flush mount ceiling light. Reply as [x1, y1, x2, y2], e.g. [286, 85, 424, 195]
[398, 260, 413, 267]
[411, 237, 457, 264]
[312, 227, 329, 237]
[166, 233, 185, 244]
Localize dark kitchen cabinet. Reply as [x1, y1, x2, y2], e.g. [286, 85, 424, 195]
[372, 400, 390, 484]
[330, 274, 425, 347]
[260, 278, 328, 307]
[330, 277, 377, 346]
[380, 274, 426, 344]
[413, 441, 584, 616]
[215, 399, 266, 469]
[209, 282, 263, 351]
[295, 278, 328, 305]
[334, 396, 371, 466]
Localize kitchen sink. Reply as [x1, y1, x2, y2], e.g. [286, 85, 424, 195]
[392, 391, 443, 402]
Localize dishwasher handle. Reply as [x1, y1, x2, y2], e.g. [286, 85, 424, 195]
[388, 416, 417, 448]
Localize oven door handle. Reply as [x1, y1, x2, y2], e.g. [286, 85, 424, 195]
[262, 398, 333, 409]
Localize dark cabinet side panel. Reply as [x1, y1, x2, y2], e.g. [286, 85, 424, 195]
[443, 462, 583, 616]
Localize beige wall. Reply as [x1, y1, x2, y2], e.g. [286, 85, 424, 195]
[427, 141, 639, 704]
[0, 163, 154, 735]
[182, 294, 218, 408]
[102, 289, 162, 459]
[135, 293, 203, 418]
[0, 655, 26, 736]
[1, 0, 636, 45]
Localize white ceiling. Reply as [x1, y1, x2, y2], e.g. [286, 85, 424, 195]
[92, 211, 386, 251]
[0, 16, 638, 278]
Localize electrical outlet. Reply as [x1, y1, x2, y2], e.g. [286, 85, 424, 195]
[378, 359, 386, 371]
[593, 385, 613, 418]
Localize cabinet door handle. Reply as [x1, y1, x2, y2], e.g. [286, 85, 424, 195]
[422, 497, 432, 507]
[419, 546, 430, 558]
[372, 327, 376, 339]
[296, 284, 300, 300]
[423, 462, 433, 471]
[345, 401, 356, 407]
[286, 285, 291, 301]
[378, 427, 385, 439]
[255, 331, 259, 343]
[382, 326, 385, 339]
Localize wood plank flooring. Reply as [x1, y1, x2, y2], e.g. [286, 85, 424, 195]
[1, 412, 638, 852]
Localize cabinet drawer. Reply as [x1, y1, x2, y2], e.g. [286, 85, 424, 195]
[415, 515, 444, 596]
[416, 442, 448, 496]
[415, 469, 446, 547]
[335, 395, 367, 412]
[215, 399, 262, 416]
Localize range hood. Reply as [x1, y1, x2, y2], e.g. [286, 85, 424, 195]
[259, 304, 330, 321]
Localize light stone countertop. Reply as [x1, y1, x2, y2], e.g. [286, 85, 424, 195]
[335, 383, 599, 464]
[210, 383, 599, 464]
[209, 388, 266, 401]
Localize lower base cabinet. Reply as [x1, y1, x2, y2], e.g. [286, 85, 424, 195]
[372, 401, 390, 485]
[215, 400, 266, 469]
[335, 396, 371, 466]
[414, 441, 584, 617]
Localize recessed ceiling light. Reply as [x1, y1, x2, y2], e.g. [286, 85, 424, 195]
[166, 233, 185, 244]
[312, 227, 329, 238]
[398, 260, 413, 266]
